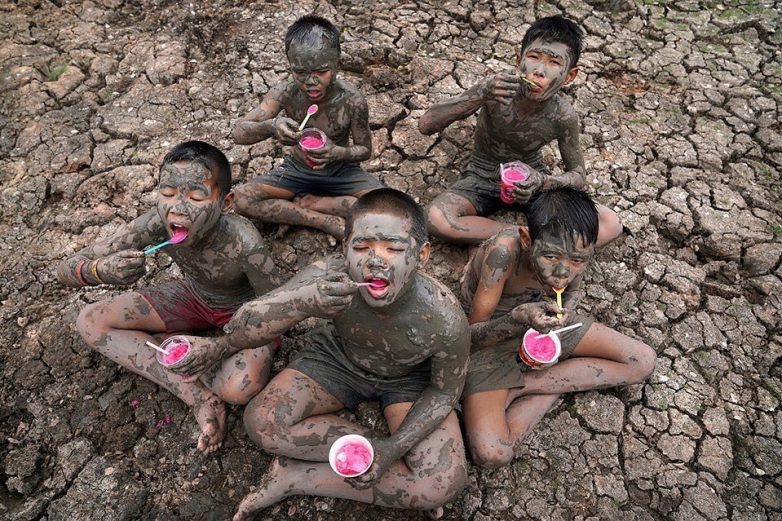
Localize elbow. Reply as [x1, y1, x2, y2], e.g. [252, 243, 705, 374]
[417, 115, 437, 136]
[232, 122, 252, 145]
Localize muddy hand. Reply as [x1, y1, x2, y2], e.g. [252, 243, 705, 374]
[348, 438, 396, 489]
[511, 301, 562, 333]
[170, 336, 227, 376]
[273, 116, 301, 145]
[305, 272, 358, 318]
[306, 137, 344, 170]
[96, 250, 146, 285]
[480, 71, 521, 105]
[510, 167, 544, 204]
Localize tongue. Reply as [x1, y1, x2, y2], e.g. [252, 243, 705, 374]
[368, 279, 388, 289]
[170, 227, 189, 244]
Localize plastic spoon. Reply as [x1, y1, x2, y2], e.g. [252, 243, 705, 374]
[143, 228, 189, 255]
[553, 287, 565, 320]
[356, 280, 387, 288]
[519, 75, 538, 87]
[145, 341, 168, 355]
[298, 104, 319, 131]
[549, 322, 583, 336]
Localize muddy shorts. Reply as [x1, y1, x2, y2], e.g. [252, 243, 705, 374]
[252, 156, 383, 197]
[447, 172, 534, 217]
[462, 315, 594, 397]
[137, 280, 249, 333]
[289, 324, 432, 411]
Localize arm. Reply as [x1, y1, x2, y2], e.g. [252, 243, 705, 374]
[418, 72, 520, 135]
[243, 237, 288, 297]
[542, 114, 586, 190]
[305, 94, 372, 168]
[355, 312, 471, 486]
[56, 210, 162, 287]
[561, 273, 585, 314]
[232, 83, 299, 145]
[219, 260, 355, 354]
[467, 240, 526, 349]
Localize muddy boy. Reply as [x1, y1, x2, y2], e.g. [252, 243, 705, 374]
[181, 189, 469, 518]
[419, 15, 621, 246]
[459, 187, 656, 467]
[56, 141, 284, 454]
[232, 15, 382, 239]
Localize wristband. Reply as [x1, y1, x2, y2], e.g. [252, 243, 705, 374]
[75, 260, 87, 286]
[90, 260, 105, 285]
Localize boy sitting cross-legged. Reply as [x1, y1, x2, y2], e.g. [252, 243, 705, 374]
[232, 15, 383, 239]
[460, 187, 656, 468]
[56, 140, 285, 454]
[178, 188, 471, 518]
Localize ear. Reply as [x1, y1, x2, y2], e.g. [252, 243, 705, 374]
[564, 66, 579, 85]
[518, 226, 532, 249]
[515, 47, 522, 67]
[221, 192, 235, 214]
[418, 241, 431, 267]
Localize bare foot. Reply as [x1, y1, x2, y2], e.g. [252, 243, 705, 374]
[296, 194, 320, 210]
[233, 457, 291, 521]
[274, 224, 292, 238]
[193, 391, 226, 454]
[426, 507, 444, 519]
[322, 216, 345, 241]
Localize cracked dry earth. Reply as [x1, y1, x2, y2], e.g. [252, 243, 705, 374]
[1, 0, 780, 520]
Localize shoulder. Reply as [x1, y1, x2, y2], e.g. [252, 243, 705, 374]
[337, 79, 368, 107]
[271, 78, 298, 101]
[133, 208, 166, 235]
[482, 230, 521, 266]
[553, 95, 579, 126]
[418, 273, 469, 331]
[225, 214, 265, 244]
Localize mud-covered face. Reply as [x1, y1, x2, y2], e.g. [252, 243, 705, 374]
[517, 39, 576, 101]
[157, 160, 224, 246]
[530, 230, 593, 290]
[287, 42, 339, 102]
[346, 212, 423, 308]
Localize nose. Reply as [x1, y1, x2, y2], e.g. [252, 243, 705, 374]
[553, 263, 569, 277]
[367, 251, 386, 268]
[305, 74, 318, 86]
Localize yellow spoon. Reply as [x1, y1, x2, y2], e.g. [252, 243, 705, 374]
[554, 287, 564, 320]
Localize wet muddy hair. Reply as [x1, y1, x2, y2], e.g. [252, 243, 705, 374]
[521, 15, 584, 68]
[161, 141, 232, 197]
[527, 187, 598, 246]
[345, 188, 428, 246]
[285, 15, 341, 54]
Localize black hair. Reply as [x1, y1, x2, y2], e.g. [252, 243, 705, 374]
[284, 15, 340, 55]
[527, 187, 598, 246]
[521, 15, 584, 68]
[160, 141, 231, 197]
[345, 188, 428, 246]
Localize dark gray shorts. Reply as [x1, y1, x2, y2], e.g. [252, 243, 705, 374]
[289, 324, 432, 411]
[447, 172, 532, 217]
[252, 156, 383, 197]
[462, 316, 594, 397]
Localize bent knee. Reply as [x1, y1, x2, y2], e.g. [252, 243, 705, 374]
[598, 207, 623, 244]
[242, 401, 285, 449]
[76, 302, 108, 346]
[414, 460, 468, 510]
[468, 437, 514, 470]
[426, 204, 455, 239]
[219, 380, 263, 406]
[631, 344, 657, 383]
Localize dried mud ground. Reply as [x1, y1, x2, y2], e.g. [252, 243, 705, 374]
[1, 0, 781, 520]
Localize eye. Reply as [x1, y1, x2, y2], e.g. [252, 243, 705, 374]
[543, 254, 558, 261]
[189, 191, 208, 202]
[570, 259, 585, 266]
[159, 188, 176, 197]
[352, 245, 369, 251]
[389, 247, 406, 253]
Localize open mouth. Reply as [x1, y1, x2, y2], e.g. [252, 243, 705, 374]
[363, 277, 390, 299]
[306, 89, 322, 99]
[169, 223, 190, 244]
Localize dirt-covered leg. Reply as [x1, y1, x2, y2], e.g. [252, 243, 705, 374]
[76, 292, 226, 454]
[297, 194, 357, 217]
[202, 342, 278, 405]
[426, 192, 512, 244]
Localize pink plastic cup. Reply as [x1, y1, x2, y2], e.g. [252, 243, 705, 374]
[517, 328, 561, 368]
[499, 162, 531, 204]
[299, 128, 327, 168]
[329, 434, 374, 478]
[156, 335, 193, 369]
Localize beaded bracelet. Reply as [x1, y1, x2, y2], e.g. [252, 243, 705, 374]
[90, 260, 105, 285]
[75, 260, 87, 286]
